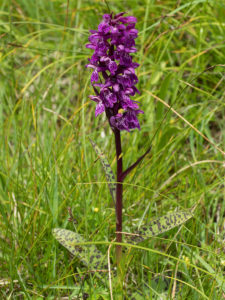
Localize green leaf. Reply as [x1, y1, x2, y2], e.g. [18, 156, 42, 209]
[128, 209, 193, 243]
[53, 228, 107, 270]
[89, 138, 116, 204]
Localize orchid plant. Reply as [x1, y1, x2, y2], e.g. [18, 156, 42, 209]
[86, 12, 145, 262]
[53, 11, 194, 283]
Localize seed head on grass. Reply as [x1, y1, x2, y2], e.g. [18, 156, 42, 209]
[86, 12, 143, 132]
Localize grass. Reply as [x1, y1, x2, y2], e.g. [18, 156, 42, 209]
[0, 0, 225, 298]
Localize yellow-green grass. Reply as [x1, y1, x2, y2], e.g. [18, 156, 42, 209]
[0, 0, 224, 298]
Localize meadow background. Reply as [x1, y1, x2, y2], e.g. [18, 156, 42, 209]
[0, 0, 225, 298]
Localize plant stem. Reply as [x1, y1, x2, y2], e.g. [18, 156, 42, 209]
[114, 128, 123, 264]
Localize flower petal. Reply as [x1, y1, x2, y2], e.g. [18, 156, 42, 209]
[91, 70, 99, 83]
[95, 102, 105, 116]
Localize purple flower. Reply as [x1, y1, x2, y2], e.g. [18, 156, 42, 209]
[86, 12, 142, 131]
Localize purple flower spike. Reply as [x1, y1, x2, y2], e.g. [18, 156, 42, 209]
[86, 12, 142, 131]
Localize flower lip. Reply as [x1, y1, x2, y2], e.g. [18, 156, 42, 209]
[91, 70, 99, 83]
[103, 14, 112, 22]
[98, 22, 111, 34]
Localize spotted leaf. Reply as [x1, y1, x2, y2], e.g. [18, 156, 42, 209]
[53, 228, 107, 270]
[127, 209, 193, 243]
[89, 138, 116, 204]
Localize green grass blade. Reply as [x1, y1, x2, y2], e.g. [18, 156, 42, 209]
[89, 138, 116, 204]
[53, 228, 107, 270]
[128, 210, 193, 243]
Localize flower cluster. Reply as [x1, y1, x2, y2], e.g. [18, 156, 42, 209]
[86, 12, 143, 131]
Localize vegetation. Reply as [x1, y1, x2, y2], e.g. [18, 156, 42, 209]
[0, 0, 224, 298]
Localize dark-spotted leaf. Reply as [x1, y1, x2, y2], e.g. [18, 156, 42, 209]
[53, 228, 107, 270]
[89, 138, 116, 204]
[128, 209, 193, 243]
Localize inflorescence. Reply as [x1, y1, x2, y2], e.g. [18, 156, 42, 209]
[86, 12, 143, 131]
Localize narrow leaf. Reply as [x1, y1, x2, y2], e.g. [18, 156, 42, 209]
[53, 228, 107, 270]
[121, 146, 151, 182]
[89, 138, 116, 203]
[127, 209, 193, 243]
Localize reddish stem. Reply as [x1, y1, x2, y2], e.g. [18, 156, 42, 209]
[114, 128, 123, 263]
